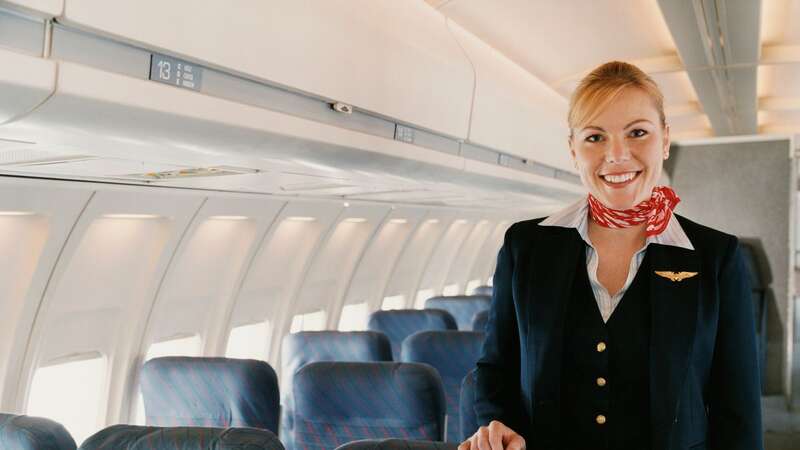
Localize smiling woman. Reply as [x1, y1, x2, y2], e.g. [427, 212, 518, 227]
[461, 61, 764, 450]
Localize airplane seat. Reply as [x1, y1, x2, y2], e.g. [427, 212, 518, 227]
[366, 310, 457, 359]
[470, 286, 493, 296]
[334, 439, 458, 450]
[0, 413, 76, 450]
[293, 362, 446, 450]
[280, 332, 393, 449]
[470, 311, 489, 332]
[424, 296, 491, 330]
[140, 357, 279, 433]
[79, 425, 284, 450]
[458, 369, 478, 442]
[400, 331, 484, 442]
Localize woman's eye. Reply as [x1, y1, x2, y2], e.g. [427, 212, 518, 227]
[585, 134, 603, 143]
[630, 129, 648, 138]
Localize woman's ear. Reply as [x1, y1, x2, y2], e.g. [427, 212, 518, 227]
[568, 138, 578, 169]
[662, 124, 671, 160]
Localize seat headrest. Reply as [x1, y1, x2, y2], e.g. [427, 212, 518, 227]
[424, 296, 491, 330]
[470, 286, 493, 296]
[293, 362, 446, 442]
[80, 425, 284, 450]
[367, 309, 457, 359]
[470, 310, 489, 332]
[0, 413, 76, 450]
[400, 331, 484, 379]
[141, 357, 279, 432]
[335, 439, 458, 450]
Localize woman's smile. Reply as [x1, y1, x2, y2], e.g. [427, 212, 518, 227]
[599, 170, 642, 188]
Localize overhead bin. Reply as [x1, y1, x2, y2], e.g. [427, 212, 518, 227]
[447, 21, 575, 173]
[0, 0, 62, 17]
[57, 0, 474, 139]
[0, 49, 55, 125]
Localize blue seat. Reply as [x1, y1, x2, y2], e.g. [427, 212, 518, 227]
[80, 425, 283, 450]
[281, 332, 393, 448]
[0, 413, 75, 450]
[367, 310, 457, 359]
[458, 369, 478, 442]
[293, 362, 446, 450]
[335, 439, 458, 450]
[141, 357, 279, 433]
[400, 331, 484, 442]
[470, 286, 493, 296]
[470, 311, 488, 332]
[424, 296, 491, 331]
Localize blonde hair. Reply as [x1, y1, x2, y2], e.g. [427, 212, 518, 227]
[568, 61, 666, 137]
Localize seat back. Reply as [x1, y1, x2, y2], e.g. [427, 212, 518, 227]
[141, 357, 279, 433]
[367, 310, 457, 359]
[400, 331, 484, 442]
[458, 369, 478, 442]
[424, 296, 491, 330]
[470, 286, 493, 296]
[335, 439, 458, 450]
[0, 413, 76, 450]
[80, 425, 283, 450]
[293, 362, 446, 450]
[281, 332, 393, 447]
[470, 311, 489, 332]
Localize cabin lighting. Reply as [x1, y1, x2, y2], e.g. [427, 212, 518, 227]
[286, 216, 316, 222]
[343, 202, 351, 208]
[0, 211, 35, 216]
[389, 218, 408, 224]
[454, 219, 468, 224]
[344, 218, 367, 223]
[209, 215, 249, 220]
[426, 219, 440, 224]
[103, 214, 161, 219]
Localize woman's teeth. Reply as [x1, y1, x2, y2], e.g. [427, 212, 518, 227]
[602, 172, 637, 183]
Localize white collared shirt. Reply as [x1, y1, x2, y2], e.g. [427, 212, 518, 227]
[539, 197, 694, 322]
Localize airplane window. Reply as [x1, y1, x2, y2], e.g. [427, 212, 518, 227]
[414, 289, 435, 309]
[290, 310, 326, 333]
[381, 295, 406, 310]
[442, 283, 460, 296]
[487, 277, 493, 286]
[338, 302, 368, 331]
[465, 279, 482, 295]
[27, 354, 106, 445]
[225, 321, 271, 360]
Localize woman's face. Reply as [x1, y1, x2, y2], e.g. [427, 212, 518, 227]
[570, 87, 670, 210]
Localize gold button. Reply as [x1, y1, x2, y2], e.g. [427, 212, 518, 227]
[596, 342, 607, 352]
[596, 414, 607, 425]
[596, 377, 607, 387]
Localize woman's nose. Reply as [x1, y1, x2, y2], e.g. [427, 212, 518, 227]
[604, 138, 631, 163]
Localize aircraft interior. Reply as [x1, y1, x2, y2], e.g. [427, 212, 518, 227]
[0, 0, 798, 449]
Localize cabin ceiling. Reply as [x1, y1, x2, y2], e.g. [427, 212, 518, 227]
[429, 0, 800, 140]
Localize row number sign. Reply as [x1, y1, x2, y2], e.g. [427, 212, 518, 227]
[149, 54, 203, 92]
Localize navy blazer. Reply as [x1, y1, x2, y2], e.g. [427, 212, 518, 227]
[474, 214, 763, 450]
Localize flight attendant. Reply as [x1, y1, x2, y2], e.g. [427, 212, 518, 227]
[459, 61, 763, 450]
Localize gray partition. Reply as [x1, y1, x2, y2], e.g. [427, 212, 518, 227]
[667, 137, 795, 400]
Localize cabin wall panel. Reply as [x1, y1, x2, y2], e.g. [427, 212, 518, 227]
[0, 0, 62, 17]
[417, 216, 479, 296]
[58, 0, 474, 138]
[0, 49, 55, 124]
[384, 213, 456, 307]
[469, 221, 508, 285]
[14, 188, 203, 421]
[345, 208, 427, 312]
[0, 179, 90, 411]
[445, 219, 495, 292]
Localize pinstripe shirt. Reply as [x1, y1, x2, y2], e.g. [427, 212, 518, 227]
[539, 197, 694, 322]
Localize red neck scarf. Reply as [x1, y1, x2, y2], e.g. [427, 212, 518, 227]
[587, 186, 680, 237]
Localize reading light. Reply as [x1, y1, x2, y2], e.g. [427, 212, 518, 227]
[286, 216, 316, 222]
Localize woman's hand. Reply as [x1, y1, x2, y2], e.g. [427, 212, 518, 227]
[458, 420, 525, 450]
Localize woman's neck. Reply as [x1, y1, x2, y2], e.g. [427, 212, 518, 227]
[587, 217, 647, 249]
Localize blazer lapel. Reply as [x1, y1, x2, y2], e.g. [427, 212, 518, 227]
[647, 243, 701, 450]
[527, 226, 584, 438]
